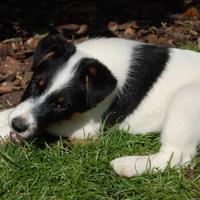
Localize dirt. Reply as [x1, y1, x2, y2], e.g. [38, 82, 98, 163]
[0, 0, 199, 110]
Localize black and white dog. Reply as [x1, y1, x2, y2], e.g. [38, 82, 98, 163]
[0, 35, 200, 177]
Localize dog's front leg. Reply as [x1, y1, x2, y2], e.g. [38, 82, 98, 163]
[0, 108, 14, 140]
[111, 84, 200, 177]
[47, 115, 100, 140]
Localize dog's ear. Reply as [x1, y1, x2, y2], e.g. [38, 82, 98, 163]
[32, 35, 75, 70]
[79, 59, 117, 107]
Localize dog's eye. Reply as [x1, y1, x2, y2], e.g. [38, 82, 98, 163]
[51, 102, 65, 111]
[50, 96, 66, 111]
[55, 103, 63, 109]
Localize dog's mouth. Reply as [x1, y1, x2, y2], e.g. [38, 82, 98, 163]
[9, 131, 21, 144]
[9, 125, 39, 144]
[9, 130, 61, 147]
[9, 128, 43, 144]
[9, 130, 34, 143]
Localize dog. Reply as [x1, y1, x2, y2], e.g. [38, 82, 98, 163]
[0, 35, 200, 177]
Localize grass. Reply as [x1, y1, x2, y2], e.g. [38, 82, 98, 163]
[0, 44, 200, 200]
[180, 42, 200, 52]
[0, 128, 200, 200]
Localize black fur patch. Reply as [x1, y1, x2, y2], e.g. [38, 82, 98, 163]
[74, 58, 117, 108]
[103, 44, 170, 126]
[31, 58, 117, 130]
[21, 35, 76, 101]
[32, 35, 75, 70]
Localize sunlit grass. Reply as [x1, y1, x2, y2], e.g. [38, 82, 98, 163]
[0, 128, 199, 200]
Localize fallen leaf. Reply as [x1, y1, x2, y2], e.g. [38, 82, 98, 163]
[26, 37, 40, 49]
[124, 27, 136, 39]
[0, 84, 13, 94]
[108, 22, 118, 32]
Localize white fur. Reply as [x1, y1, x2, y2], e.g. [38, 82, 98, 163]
[8, 99, 37, 138]
[0, 38, 200, 177]
[0, 108, 13, 139]
[111, 84, 200, 177]
[120, 48, 200, 133]
[77, 38, 139, 89]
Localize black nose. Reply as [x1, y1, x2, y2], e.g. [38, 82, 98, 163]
[11, 117, 28, 133]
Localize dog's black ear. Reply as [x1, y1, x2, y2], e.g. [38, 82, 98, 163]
[79, 58, 117, 107]
[32, 35, 75, 70]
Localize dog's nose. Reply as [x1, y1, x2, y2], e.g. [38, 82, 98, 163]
[11, 117, 28, 133]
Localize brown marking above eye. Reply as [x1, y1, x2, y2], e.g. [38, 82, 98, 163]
[89, 66, 97, 75]
[71, 112, 81, 120]
[37, 79, 45, 87]
[57, 95, 65, 103]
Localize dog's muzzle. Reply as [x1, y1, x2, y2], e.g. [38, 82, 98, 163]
[11, 117, 29, 133]
[9, 117, 29, 143]
[8, 101, 38, 142]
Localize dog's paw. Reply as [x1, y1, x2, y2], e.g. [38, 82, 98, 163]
[110, 151, 194, 177]
[110, 156, 142, 177]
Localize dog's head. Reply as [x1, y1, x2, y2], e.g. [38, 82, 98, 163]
[8, 36, 117, 139]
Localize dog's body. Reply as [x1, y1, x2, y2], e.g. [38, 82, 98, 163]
[0, 36, 200, 177]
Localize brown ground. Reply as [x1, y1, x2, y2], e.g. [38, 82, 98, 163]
[0, 0, 199, 110]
